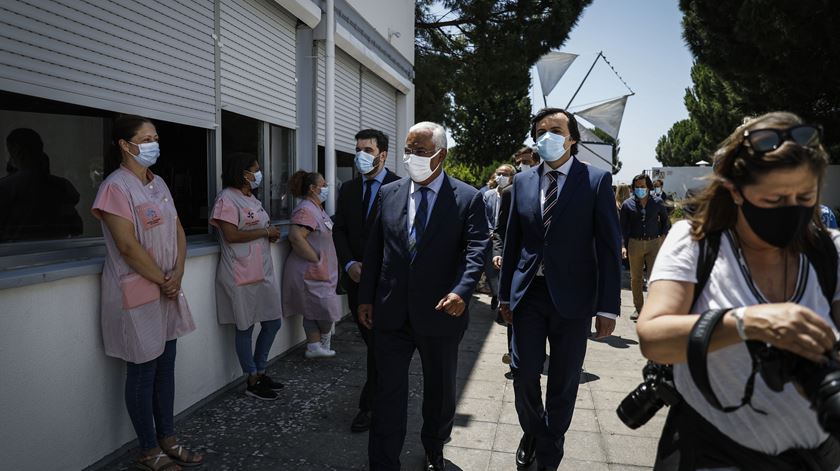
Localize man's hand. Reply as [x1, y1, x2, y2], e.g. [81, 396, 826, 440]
[492, 255, 502, 270]
[358, 304, 374, 329]
[348, 262, 363, 283]
[499, 303, 513, 324]
[621, 247, 628, 260]
[594, 316, 616, 339]
[436, 293, 466, 316]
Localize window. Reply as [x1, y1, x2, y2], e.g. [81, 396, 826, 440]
[0, 91, 210, 264]
[221, 110, 295, 221]
[318, 146, 355, 190]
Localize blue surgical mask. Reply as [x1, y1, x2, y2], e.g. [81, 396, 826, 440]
[535, 132, 567, 162]
[246, 170, 263, 189]
[127, 141, 160, 167]
[318, 186, 330, 202]
[635, 187, 649, 199]
[355, 151, 378, 174]
[653, 187, 662, 196]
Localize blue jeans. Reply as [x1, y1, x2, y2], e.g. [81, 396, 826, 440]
[125, 340, 177, 451]
[235, 319, 282, 375]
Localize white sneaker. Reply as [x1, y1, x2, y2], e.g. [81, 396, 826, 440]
[304, 343, 335, 359]
[320, 333, 336, 355]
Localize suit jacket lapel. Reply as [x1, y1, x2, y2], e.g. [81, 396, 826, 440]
[415, 174, 455, 256]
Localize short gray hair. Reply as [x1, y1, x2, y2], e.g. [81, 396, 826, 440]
[409, 121, 447, 150]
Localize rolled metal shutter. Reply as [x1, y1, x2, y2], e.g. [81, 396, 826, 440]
[0, 0, 216, 128]
[317, 43, 361, 154]
[361, 67, 398, 172]
[220, 0, 297, 128]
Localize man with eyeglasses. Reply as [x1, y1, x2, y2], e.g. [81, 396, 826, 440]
[620, 173, 670, 321]
[358, 121, 488, 471]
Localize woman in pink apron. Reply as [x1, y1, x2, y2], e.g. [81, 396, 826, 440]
[92, 116, 202, 471]
[210, 152, 283, 401]
[283, 171, 343, 358]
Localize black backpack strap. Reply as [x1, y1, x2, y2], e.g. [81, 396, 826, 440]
[803, 228, 839, 314]
[693, 231, 721, 307]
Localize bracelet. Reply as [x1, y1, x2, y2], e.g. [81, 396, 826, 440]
[731, 307, 748, 341]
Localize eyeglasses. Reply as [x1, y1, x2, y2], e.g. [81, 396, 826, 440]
[742, 124, 822, 154]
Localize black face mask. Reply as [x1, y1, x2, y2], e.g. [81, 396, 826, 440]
[739, 192, 814, 248]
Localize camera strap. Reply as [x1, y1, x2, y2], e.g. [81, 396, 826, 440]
[687, 308, 767, 414]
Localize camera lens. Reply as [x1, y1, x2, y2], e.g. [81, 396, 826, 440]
[805, 369, 840, 435]
[616, 382, 665, 429]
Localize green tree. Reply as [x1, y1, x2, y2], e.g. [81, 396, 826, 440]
[655, 118, 704, 167]
[415, 0, 592, 168]
[679, 0, 840, 159]
[592, 127, 622, 174]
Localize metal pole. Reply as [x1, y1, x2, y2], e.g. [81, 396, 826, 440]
[324, 0, 336, 214]
[565, 51, 602, 110]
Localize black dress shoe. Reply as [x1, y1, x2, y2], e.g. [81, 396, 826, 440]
[350, 409, 371, 432]
[516, 433, 536, 468]
[537, 466, 557, 471]
[424, 451, 446, 470]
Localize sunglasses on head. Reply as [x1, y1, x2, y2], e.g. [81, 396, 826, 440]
[742, 124, 822, 154]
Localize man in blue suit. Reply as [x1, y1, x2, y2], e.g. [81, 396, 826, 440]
[358, 121, 489, 471]
[499, 108, 622, 471]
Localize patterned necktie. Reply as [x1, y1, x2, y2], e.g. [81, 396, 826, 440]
[543, 170, 559, 238]
[410, 187, 430, 259]
[362, 179, 375, 223]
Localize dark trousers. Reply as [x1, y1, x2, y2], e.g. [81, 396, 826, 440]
[511, 277, 590, 469]
[346, 282, 376, 412]
[368, 323, 462, 471]
[125, 339, 177, 451]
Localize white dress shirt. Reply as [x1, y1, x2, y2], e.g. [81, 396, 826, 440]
[407, 171, 445, 235]
[538, 159, 617, 320]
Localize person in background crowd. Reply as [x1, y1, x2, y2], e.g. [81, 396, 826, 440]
[499, 108, 621, 471]
[0, 128, 83, 241]
[653, 178, 674, 214]
[91, 115, 202, 470]
[621, 174, 670, 321]
[333, 129, 400, 432]
[615, 183, 632, 213]
[210, 153, 284, 401]
[483, 163, 516, 310]
[358, 121, 488, 471]
[637, 112, 840, 470]
[820, 204, 838, 229]
[492, 152, 535, 374]
[283, 171, 342, 359]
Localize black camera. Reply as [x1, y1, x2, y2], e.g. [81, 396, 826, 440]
[749, 341, 840, 436]
[616, 361, 681, 429]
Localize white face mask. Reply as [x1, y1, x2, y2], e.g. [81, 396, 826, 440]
[517, 163, 531, 172]
[246, 170, 263, 189]
[403, 149, 442, 183]
[535, 131, 568, 162]
[127, 141, 160, 167]
[495, 175, 510, 188]
[318, 186, 330, 202]
[355, 151, 378, 174]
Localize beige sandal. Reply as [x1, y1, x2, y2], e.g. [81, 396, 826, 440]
[136, 452, 181, 471]
[159, 439, 204, 468]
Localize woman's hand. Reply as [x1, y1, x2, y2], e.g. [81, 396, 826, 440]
[160, 267, 184, 299]
[267, 225, 280, 242]
[742, 303, 836, 364]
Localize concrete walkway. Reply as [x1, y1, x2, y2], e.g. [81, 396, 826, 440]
[99, 289, 665, 470]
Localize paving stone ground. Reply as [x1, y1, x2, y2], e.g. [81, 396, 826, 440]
[98, 286, 665, 470]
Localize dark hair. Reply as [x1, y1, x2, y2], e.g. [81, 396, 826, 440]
[687, 111, 830, 250]
[530, 108, 580, 156]
[222, 153, 258, 189]
[289, 170, 322, 197]
[107, 115, 153, 174]
[355, 129, 389, 154]
[654, 178, 664, 186]
[632, 174, 653, 190]
[6, 128, 48, 173]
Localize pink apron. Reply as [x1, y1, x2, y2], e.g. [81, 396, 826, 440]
[92, 166, 195, 364]
[210, 188, 282, 330]
[282, 199, 342, 321]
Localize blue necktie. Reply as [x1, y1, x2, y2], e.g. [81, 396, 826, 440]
[543, 171, 559, 238]
[410, 187, 430, 259]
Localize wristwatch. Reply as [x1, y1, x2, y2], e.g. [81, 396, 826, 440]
[731, 307, 748, 341]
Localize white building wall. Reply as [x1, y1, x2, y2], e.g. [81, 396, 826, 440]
[0, 245, 306, 471]
[345, 0, 415, 66]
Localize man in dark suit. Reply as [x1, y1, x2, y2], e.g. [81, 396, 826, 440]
[499, 108, 622, 471]
[358, 121, 488, 471]
[333, 129, 400, 432]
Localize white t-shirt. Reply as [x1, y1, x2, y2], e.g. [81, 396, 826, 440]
[650, 220, 840, 455]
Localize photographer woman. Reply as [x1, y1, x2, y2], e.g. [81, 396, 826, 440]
[637, 112, 840, 470]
